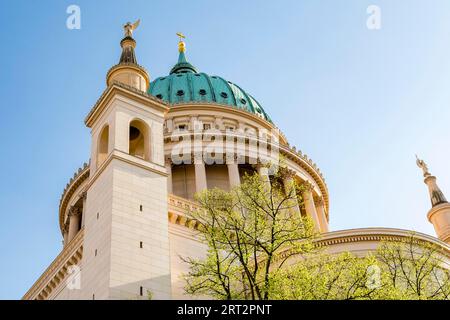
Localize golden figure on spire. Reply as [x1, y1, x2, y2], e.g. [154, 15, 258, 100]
[416, 155, 431, 177]
[416, 155, 449, 210]
[123, 19, 140, 38]
[177, 32, 186, 52]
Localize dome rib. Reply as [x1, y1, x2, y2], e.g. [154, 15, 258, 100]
[168, 74, 174, 103]
[201, 73, 217, 101]
[216, 76, 237, 106]
[229, 81, 256, 114]
[187, 73, 194, 101]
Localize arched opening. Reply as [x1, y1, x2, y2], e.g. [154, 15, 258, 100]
[129, 119, 150, 160]
[97, 125, 109, 167]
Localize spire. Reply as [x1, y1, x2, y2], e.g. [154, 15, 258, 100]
[119, 19, 140, 64]
[119, 38, 137, 64]
[177, 32, 186, 53]
[170, 33, 198, 74]
[417, 156, 450, 244]
[416, 156, 448, 207]
[106, 19, 149, 92]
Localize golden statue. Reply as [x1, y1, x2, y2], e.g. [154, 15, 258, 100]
[416, 155, 430, 177]
[123, 19, 140, 38]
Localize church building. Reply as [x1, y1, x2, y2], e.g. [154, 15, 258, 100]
[23, 22, 450, 300]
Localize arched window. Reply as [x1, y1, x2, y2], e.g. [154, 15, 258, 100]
[97, 125, 109, 167]
[129, 119, 150, 160]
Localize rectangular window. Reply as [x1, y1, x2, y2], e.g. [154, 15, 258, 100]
[140, 241, 143, 248]
[140, 286, 143, 296]
[139, 205, 143, 212]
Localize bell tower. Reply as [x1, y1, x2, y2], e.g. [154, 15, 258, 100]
[416, 156, 450, 244]
[80, 20, 171, 299]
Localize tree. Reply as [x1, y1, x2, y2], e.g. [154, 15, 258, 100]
[181, 169, 450, 300]
[182, 168, 316, 300]
[269, 252, 393, 300]
[269, 234, 450, 300]
[377, 234, 450, 300]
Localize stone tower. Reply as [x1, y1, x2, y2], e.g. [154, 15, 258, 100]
[416, 156, 450, 244]
[81, 21, 171, 299]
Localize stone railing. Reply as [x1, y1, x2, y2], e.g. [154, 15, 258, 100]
[168, 194, 201, 229]
[22, 229, 84, 300]
[59, 163, 90, 232]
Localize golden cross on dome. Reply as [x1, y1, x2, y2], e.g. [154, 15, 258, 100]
[176, 32, 186, 52]
[176, 32, 186, 42]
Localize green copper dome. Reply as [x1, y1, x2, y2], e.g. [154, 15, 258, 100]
[148, 46, 272, 123]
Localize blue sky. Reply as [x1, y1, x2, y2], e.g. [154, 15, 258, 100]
[1, 0, 450, 299]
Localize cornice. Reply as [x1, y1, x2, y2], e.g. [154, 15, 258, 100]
[279, 145, 329, 215]
[22, 229, 84, 300]
[273, 228, 450, 265]
[85, 81, 170, 128]
[317, 228, 450, 254]
[168, 194, 202, 231]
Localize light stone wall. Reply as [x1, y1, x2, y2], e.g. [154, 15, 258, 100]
[108, 159, 171, 299]
[169, 223, 208, 299]
[80, 163, 114, 299]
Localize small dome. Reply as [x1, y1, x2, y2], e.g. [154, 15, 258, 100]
[148, 47, 272, 123]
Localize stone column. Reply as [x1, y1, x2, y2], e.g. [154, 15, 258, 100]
[283, 171, 301, 216]
[316, 197, 329, 233]
[166, 159, 173, 194]
[67, 206, 81, 243]
[81, 192, 87, 228]
[257, 163, 271, 191]
[195, 162, 207, 193]
[63, 223, 69, 247]
[227, 163, 240, 189]
[302, 181, 320, 232]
